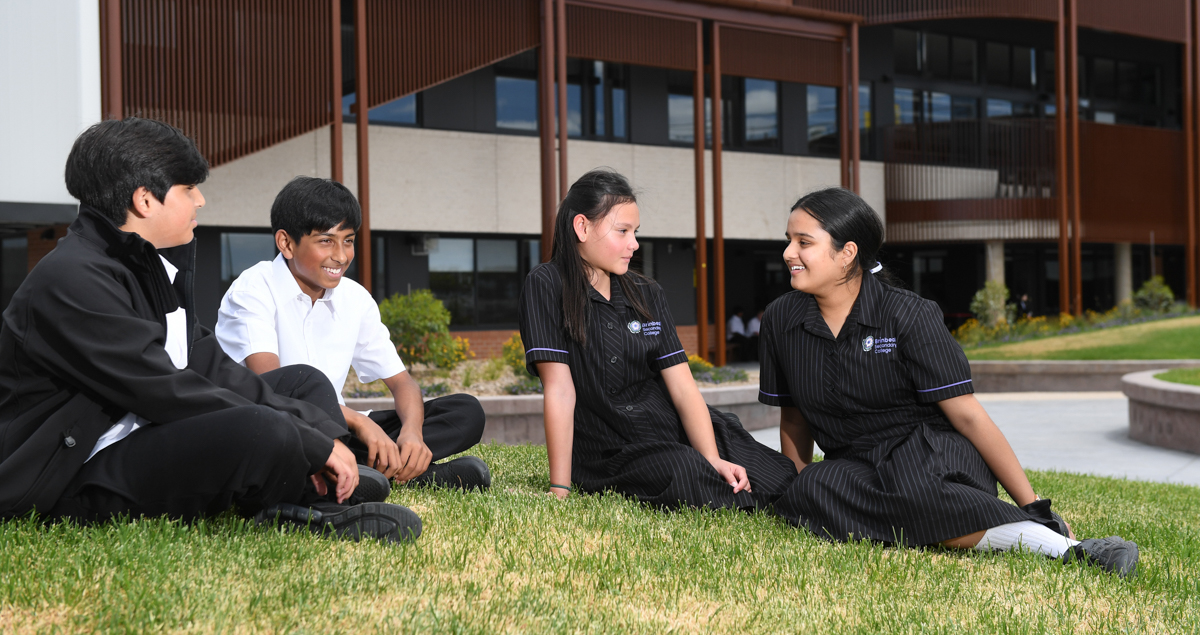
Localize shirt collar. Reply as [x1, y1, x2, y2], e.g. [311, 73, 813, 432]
[271, 253, 338, 308]
[158, 255, 178, 284]
[798, 273, 882, 340]
[586, 273, 627, 312]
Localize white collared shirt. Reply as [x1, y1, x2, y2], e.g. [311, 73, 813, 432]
[727, 314, 746, 339]
[215, 253, 405, 405]
[87, 255, 189, 461]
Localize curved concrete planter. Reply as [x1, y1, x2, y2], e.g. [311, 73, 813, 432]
[971, 360, 1200, 392]
[1122, 370, 1200, 455]
[346, 384, 774, 445]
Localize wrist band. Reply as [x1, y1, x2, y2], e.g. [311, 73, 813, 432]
[549, 483, 572, 492]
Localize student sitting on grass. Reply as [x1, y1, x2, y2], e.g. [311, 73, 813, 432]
[759, 187, 1139, 576]
[518, 169, 797, 507]
[0, 118, 420, 543]
[217, 176, 490, 492]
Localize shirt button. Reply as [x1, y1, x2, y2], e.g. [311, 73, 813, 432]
[625, 405, 633, 411]
[608, 388, 616, 394]
[607, 322, 614, 329]
[63, 436, 76, 448]
[610, 356, 618, 363]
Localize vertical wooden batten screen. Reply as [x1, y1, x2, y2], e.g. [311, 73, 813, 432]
[793, 0, 1057, 24]
[101, 0, 336, 168]
[364, 0, 540, 109]
[564, 4, 698, 70]
[718, 27, 843, 87]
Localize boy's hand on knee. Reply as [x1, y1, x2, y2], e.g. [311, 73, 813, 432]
[353, 415, 402, 479]
[394, 429, 432, 483]
[312, 440, 359, 503]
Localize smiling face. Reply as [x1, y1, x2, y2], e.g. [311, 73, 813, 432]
[783, 208, 857, 295]
[277, 224, 356, 302]
[575, 202, 640, 277]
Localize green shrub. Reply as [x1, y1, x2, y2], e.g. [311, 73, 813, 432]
[502, 332, 532, 378]
[481, 357, 506, 382]
[378, 290, 472, 369]
[687, 354, 713, 374]
[1133, 275, 1175, 313]
[969, 280, 1010, 328]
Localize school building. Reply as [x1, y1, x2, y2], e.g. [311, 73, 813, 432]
[4, 0, 1200, 363]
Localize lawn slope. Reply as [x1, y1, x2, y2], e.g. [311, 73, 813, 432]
[966, 314, 1200, 360]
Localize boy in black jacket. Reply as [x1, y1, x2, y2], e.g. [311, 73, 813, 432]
[0, 118, 419, 543]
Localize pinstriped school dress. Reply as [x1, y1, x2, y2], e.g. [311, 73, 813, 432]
[760, 273, 1039, 545]
[519, 263, 797, 510]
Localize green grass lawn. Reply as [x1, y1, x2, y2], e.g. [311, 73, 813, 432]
[966, 315, 1200, 360]
[2, 444, 1198, 633]
[1154, 367, 1200, 386]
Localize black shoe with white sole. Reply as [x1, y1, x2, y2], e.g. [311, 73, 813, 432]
[349, 464, 392, 504]
[407, 456, 491, 491]
[1063, 536, 1139, 577]
[254, 501, 422, 543]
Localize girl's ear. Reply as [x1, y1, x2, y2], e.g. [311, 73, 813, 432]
[275, 229, 296, 259]
[842, 240, 859, 268]
[572, 213, 590, 243]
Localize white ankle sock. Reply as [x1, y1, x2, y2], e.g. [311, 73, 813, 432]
[973, 521, 1081, 557]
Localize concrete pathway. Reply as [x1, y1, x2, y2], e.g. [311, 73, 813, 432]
[749, 392, 1200, 487]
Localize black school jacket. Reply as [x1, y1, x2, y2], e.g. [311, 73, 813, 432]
[0, 205, 346, 518]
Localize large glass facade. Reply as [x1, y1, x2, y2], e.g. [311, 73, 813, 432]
[743, 78, 779, 148]
[429, 236, 539, 327]
[807, 84, 838, 156]
[220, 233, 276, 296]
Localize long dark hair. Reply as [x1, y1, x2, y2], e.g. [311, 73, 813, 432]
[551, 169, 653, 346]
[791, 187, 900, 287]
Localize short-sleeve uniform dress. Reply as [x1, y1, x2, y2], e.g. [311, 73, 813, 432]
[519, 263, 797, 510]
[759, 272, 1040, 545]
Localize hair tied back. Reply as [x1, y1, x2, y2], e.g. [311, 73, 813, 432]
[870, 262, 883, 274]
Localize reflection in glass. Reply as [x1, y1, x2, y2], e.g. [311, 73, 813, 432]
[496, 77, 538, 131]
[744, 78, 778, 147]
[220, 233, 276, 294]
[952, 95, 978, 120]
[669, 93, 695, 143]
[476, 239, 520, 324]
[612, 87, 626, 138]
[894, 87, 916, 125]
[924, 91, 951, 123]
[429, 238, 475, 325]
[987, 99, 1013, 118]
[807, 85, 838, 157]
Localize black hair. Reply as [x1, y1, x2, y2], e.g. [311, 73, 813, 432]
[551, 168, 653, 346]
[270, 176, 362, 242]
[64, 117, 209, 226]
[790, 187, 900, 287]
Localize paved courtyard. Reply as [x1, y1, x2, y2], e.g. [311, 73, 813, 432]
[749, 391, 1200, 487]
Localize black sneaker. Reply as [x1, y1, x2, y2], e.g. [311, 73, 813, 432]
[255, 501, 421, 543]
[1063, 536, 1139, 577]
[349, 464, 392, 504]
[1019, 498, 1071, 538]
[407, 456, 491, 491]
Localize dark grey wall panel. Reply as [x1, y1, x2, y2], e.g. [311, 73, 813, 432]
[630, 65, 669, 146]
[422, 66, 496, 133]
[780, 81, 807, 155]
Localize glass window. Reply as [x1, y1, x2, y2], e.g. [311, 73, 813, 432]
[475, 239, 520, 325]
[342, 93, 418, 126]
[1138, 63, 1161, 105]
[807, 84, 838, 156]
[1041, 50, 1056, 92]
[1, 236, 28, 309]
[924, 91, 951, 123]
[951, 37, 977, 82]
[952, 95, 978, 120]
[894, 29, 920, 75]
[986, 99, 1013, 118]
[859, 82, 872, 130]
[565, 82, 582, 137]
[1094, 111, 1116, 124]
[612, 83, 627, 138]
[894, 87, 917, 125]
[1117, 61, 1139, 102]
[220, 233, 276, 292]
[496, 77, 539, 132]
[743, 78, 779, 148]
[428, 238, 475, 325]
[1013, 47, 1035, 89]
[925, 33, 950, 79]
[1093, 58, 1115, 98]
[526, 239, 541, 271]
[668, 70, 696, 143]
[987, 43, 1010, 85]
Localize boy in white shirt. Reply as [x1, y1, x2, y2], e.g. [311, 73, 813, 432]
[217, 177, 489, 491]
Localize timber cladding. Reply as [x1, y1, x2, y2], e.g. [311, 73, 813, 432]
[1078, 121, 1188, 244]
[719, 25, 843, 87]
[101, 0, 337, 168]
[365, 0, 541, 109]
[565, 4, 698, 71]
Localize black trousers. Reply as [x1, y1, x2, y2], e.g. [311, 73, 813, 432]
[48, 365, 343, 523]
[345, 393, 486, 466]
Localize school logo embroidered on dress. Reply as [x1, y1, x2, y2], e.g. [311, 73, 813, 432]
[628, 320, 642, 334]
[862, 335, 874, 352]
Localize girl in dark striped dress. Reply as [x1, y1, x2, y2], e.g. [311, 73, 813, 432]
[760, 187, 1139, 576]
[518, 169, 796, 510]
